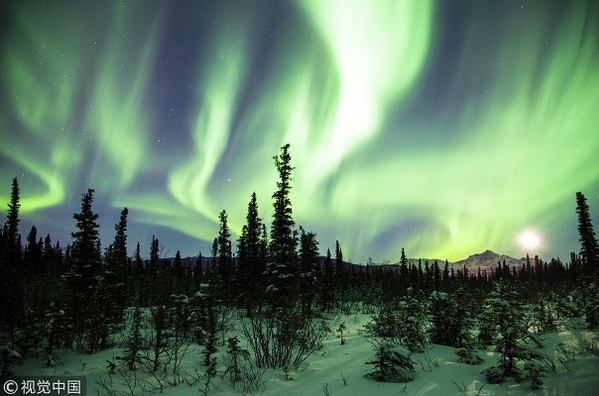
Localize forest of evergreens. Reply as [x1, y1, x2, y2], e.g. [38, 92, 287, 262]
[1, 144, 598, 389]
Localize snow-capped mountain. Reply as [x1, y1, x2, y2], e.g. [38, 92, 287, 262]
[450, 249, 529, 271]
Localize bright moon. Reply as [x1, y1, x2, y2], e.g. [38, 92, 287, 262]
[518, 230, 542, 251]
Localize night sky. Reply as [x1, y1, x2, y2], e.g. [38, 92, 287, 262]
[1, 0, 598, 263]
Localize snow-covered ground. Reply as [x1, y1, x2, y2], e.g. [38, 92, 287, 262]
[13, 314, 598, 396]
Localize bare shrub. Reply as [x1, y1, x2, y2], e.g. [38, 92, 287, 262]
[242, 310, 325, 369]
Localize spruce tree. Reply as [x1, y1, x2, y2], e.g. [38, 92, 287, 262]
[429, 289, 476, 353]
[442, 260, 450, 289]
[63, 189, 102, 351]
[0, 178, 24, 349]
[99, 207, 129, 347]
[267, 143, 297, 309]
[133, 242, 143, 281]
[237, 192, 266, 316]
[172, 250, 185, 293]
[22, 226, 47, 354]
[4, 178, 21, 264]
[237, 225, 248, 304]
[104, 208, 129, 288]
[299, 226, 319, 318]
[150, 235, 160, 270]
[42, 235, 63, 280]
[197, 267, 222, 368]
[113, 208, 128, 263]
[216, 209, 233, 302]
[399, 248, 408, 277]
[194, 253, 204, 288]
[576, 191, 599, 269]
[365, 341, 415, 383]
[479, 282, 549, 384]
[335, 240, 345, 310]
[23, 225, 43, 277]
[42, 235, 54, 274]
[146, 235, 164, 306]
[321, 248, 334, 312]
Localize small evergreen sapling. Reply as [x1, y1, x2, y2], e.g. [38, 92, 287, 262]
[364, 303, 399, 341]
[364, 288, 429, 353]
[203, 319, 218, 368]
[479, 282, 551, 384]
[397, 290, 429, 353]
[337, 322, 347, 345]
[524, 358, 548, 390]
[455, 346, 484, 365]
[450, 289, 483, 364]
[224, 336, 250, 386]
[43, 303, 70, 366]
[529, 299, 558, 334]
[429, 289, 476, 346]
[119, 306, 144, 371]
[555, 342, 576, 371]
[429, 291, 458, 346]
[365, 341, 415, 382]
[0, 344, 22, 381]
[584, 282, 599, 329]
[480, 284, 526, 383]
[149, 304, 170, 372]
[199, 356, 218, 396]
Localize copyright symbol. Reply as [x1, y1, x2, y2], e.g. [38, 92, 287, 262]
[3, 379, 18, 394]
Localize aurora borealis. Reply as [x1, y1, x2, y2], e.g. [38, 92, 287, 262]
[1, 0, 598, 263]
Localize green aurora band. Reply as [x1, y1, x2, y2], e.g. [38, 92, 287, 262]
[1, 0, 598, 262]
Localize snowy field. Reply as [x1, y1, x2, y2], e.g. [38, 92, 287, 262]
[13, 313, 598, 396]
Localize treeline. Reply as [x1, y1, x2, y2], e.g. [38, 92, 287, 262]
[0, 144, 598, 385]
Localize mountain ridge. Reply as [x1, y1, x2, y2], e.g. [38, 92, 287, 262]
[167, 249, 533, 271]
[370, 249, 532, 272]
[450, 249, 530, 271]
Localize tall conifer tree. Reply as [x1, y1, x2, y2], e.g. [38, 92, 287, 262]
[576, 191, 599, 269]
[216, 209, 233, 302]
[100, 207, 129, 344]
[63, 189, 102, 350]
[4, 178, 21, 263]
[335, 240, 345, 309]
[299, 227, 319, 317]
[23, 226, 43, 277]
[0, 178, 23, 348]
[267, 143, 298, 309]
[321, 248, 334, 312]
[237, 192, 266, 316]
[133, 242, 143, 279]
